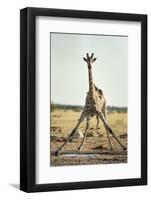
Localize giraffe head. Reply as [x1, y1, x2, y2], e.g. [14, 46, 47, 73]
[83, 53, 97, 69]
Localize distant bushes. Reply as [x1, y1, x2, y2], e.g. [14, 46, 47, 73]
[107, 106, 127, 113]
[51, 103, 82, 112]
[51, 103, 127, 113]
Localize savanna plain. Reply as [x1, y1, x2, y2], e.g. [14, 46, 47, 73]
[50, 107, 127, 166]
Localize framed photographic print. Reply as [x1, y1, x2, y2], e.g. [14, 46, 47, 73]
[20, 7, 147, 192]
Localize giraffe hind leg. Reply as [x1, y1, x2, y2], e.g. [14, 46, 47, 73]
[55, 113, 85, 156]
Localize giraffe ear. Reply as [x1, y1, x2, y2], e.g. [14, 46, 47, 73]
[92, 57, 97, 62]
[83, 57, 87, 62]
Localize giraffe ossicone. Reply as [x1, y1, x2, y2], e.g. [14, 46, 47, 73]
[55, 53, 126, 156]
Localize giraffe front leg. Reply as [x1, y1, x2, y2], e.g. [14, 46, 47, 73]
[98, 112, 126, 150]
[99, 112, 113, 150]
[105, 127, 114, 150]
[96, 114, 113, 150]
[78, 118, 90, 151]
[55, 112, 85, 156]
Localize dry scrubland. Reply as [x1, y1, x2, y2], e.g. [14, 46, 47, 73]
[50, 109, 127, 166]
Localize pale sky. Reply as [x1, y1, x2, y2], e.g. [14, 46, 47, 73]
[51, 33, 128, 107]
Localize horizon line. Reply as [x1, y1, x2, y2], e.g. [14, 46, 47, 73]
[51, 102, 128, 108]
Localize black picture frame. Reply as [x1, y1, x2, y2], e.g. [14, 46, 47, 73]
[20, 7, 147, 192]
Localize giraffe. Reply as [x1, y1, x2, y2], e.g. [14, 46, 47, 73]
[55, 53, 126, 156]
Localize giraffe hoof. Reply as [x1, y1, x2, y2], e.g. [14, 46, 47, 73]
[55, 150, 60, 156]
[77, 147, 82, 151]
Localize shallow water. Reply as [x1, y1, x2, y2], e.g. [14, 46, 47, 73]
[60, 153, 101, 157]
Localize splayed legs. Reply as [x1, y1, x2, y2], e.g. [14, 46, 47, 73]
[98, 112, 126, 150]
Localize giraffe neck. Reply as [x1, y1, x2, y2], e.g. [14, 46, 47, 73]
[88, 66, 94, 96]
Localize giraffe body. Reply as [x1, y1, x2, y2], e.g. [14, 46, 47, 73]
[84, 85, 106, 118]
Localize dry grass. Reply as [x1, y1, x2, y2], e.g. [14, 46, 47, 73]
[50, 109, 127, 166]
